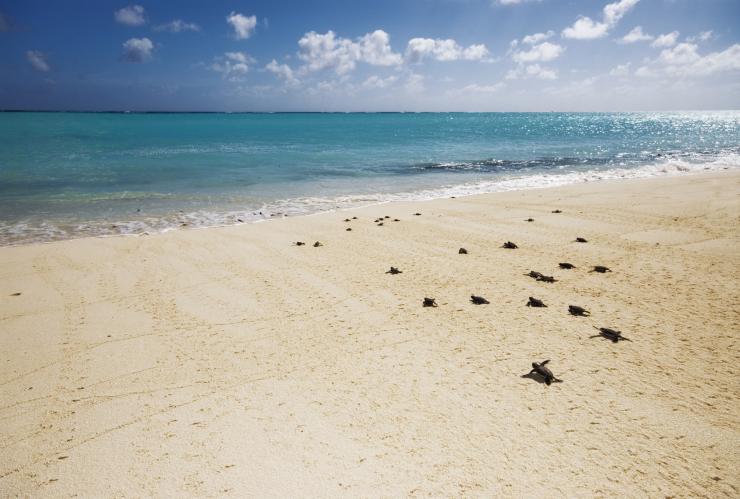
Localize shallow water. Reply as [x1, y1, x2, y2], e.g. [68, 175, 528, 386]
[0, 111, 738, 245]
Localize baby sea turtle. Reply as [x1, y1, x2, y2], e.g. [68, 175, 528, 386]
[414, 212, 422, 216]
[525, 218, 534, 222]
[470, 295, 489, 305]
[527, 297, 546, 307]
[459, 248, 468, 254]
[344, 218, 351, 222]
[345, 228, 352, 231]
[502, 241, 518, 249]
[294, 241, 306, 246]
[377, 222, 384, 226]
[526, 270, 543, 280]
[575, 237, 588, 243]
[313, 241, 323, 247]
[423, 297, 438, 307]
[527, 360, 562, 385]
[352, 216, 358, 219]
[384, 216, 390, 219]
[559, 262, 576, 269]
[386, 267, 402, 275]
[10, 292, 21, 296]
[591, 327, 631, 343]
[568, 305, 590, 316]
[537, 275, 557, 283]
[393, 219, 400, 222]
[590, 265, 612, 273]
[552, 209, 562, 214]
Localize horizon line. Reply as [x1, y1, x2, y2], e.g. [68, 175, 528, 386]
[2, 109, 739, 114]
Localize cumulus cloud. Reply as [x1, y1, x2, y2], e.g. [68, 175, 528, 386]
[511, 41, 564, 63]
[114, 5, 146, 26]
[227, 12, 257, 40]
[636, 43, 740, 78]
[506, 63, 557, 80]
[603, 0, 640, 26]
[154, 19, 200, 33]
[657, 42, 700, 65]
[405, 38, 490, 63]
[562, 0, 639, 40]
[362, 75, 398, 89]
[26, 50, 50, 72]
[562, 17, 609, 40]
[651, 31, 679, 48]
[265, 59, 300, 86]
[620, 26, 652, 43]
[357, 30, 404, 66]
[210, 51, 255, 80]
[521, 31, 554, 45]
[506, 33, 562, 82]
[298, 30, 402, 75]
[121, 37, 154, 62]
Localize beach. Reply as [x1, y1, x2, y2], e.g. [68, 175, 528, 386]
[1, 170, 739, 497]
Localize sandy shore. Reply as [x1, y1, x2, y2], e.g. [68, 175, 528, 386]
[1, 171, 739, 497]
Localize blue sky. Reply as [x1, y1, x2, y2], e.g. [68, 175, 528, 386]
[1, 0, 739, 111]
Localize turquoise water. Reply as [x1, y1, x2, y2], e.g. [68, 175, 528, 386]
[0, 111, 738, 245]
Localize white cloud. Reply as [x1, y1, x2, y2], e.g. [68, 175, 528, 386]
[298, 30, 402, 75]
[687, 30, 714, 43]
[114, 5, 146, 26]
[405, 38, 490, 63]
[636, 43, 740, 78]
[658, 42, 699, 65]
[506, 63, 557, 80]
[210, 51, 254, 80]
[620, 26, 652, 43]
[522, 31, 554, 45]
[511, 41, 564, 63]
[562, 17, 609, 40]
[562, 0, 640, 40]
[362, 75, 398, 89]
[603, 0, 640, 26]
[227, 12, 257, 40]
[358, 30, 404, 66]
[154, 19, 200, 33]
[679, 44, 740, 76]
[651, 31, 679, 48]
[121, 37, 154, 62]
[26, 50, 50, 72]
[609, 62, 631, 76]
[265, 59, 300, 86]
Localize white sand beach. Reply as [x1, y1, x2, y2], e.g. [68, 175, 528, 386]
[1, 171, 739, 497]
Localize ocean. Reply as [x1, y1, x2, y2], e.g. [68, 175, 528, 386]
[0, 111, 738, 245]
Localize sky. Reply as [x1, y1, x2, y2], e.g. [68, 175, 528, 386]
[1, 0, 739, 111]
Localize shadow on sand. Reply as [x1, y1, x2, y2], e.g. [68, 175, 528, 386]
[520, 372, 564, 385]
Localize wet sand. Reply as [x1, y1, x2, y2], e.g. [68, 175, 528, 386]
[1, 171, 739, 497]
